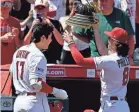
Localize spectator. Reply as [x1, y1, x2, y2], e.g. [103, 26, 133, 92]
[26, 0, 57, 19]
[59, 0, 91, 64]
[22, 0, 64, 63]
[0, 0, 32, 65]
[73, 0, 135, 65]
[114, 0, 136, 48]
[0, 0, 22, 65]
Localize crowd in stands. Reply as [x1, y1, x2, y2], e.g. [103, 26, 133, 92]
[0, 0, 139, 66]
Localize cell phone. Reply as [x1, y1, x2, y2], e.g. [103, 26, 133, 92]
[36, 13, 43, 22]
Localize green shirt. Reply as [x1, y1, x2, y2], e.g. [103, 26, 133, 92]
[73, 7, 134, 57]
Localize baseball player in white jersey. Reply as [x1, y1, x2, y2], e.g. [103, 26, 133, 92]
[10, 23, 68, 112]
[63, 25, 131, 112]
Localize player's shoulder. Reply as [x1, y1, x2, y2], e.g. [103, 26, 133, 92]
[14, 44, 44, 58]
[96, 53, 118, 62]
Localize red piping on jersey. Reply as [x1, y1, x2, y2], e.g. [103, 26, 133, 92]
[69, 44, 96, 68]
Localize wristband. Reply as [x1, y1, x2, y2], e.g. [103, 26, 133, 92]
[68, 41, 75, 46]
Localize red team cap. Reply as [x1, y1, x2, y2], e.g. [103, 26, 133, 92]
[104, 27, 129, 45]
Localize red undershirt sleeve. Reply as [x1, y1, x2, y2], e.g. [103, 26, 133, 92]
[69, 44, 96, 68]
[40, 81, 53, 94]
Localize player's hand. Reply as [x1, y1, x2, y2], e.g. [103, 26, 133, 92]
[63, 30, 74, 43]
[52, 87, 68, 100]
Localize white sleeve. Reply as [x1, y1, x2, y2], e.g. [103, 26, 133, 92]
[28, 55, 46, 79]
[28, 54, 46, 92]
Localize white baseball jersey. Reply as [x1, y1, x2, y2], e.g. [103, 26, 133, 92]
[10, 43, 47, 94]
[94, 53, 130, 98]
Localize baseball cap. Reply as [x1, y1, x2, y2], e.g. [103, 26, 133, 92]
[34, 0, 49, 8]
[104, 27, 129, 45]
[34, 0, 57, 17]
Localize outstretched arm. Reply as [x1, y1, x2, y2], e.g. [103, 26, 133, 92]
[93, 24, 108, 55]
[69, 44, 95, 67]
[63, 32, 95, 67]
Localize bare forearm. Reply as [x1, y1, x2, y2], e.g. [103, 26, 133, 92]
[94, 29, 108, 55]
[23, 27, 33, 45]
[128, 35, 135, 57]
[20, 16, 32, 28]
[53, 28, 64, 45]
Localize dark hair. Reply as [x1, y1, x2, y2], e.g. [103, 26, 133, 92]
[116, 42, 129, 57]
[31, 23, 53, 43]
[66, 0, 81, 15]
[76, 3, 96, 16]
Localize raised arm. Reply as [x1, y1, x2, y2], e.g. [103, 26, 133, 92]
[23, 19, 41, 45]
[20, 10, 33, 29]
[63, 32, 95, 67]
[128, 35, 135, 58]
[92, 24, 108, 55]
[45, 18, 64, 45]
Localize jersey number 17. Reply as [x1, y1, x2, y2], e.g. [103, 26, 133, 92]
[16, 61, 25, 80]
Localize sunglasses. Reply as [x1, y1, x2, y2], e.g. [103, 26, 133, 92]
[1, 1, 13, 7]
[35, 5, 47, 10]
